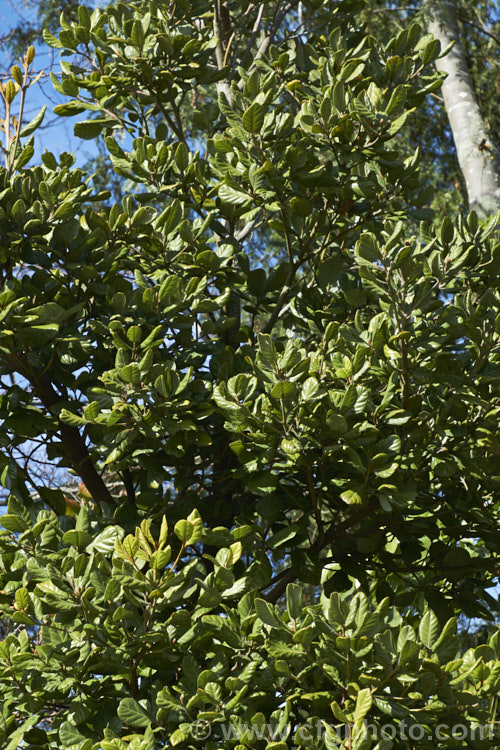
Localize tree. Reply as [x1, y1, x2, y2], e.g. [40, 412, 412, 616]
[424, 0, 500, 217]
[3, 0, 500, 218]
[1, 510, 500, 749]
[0, 0, 499, 747]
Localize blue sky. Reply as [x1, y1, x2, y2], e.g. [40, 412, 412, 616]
[0, 0, 97, 164]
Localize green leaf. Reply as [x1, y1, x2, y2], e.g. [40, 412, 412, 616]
[422, 38, 441, 65]
[42, 28, 65, 48]
[353, 688, 372, 723]
[242, 102, 265, 133]
[11, 198, 26, 223]
[5, 716, 40, 750]
[440, 216, 454, 244]
[434, 617, 457, 657]
[159, 275, 183, 303]
[174, 520, 194, 543]
[84, 400, 100, 421]
[74, 119, 109, 139]
[87, 526, 121, 554]
[290, 196, 312, 217]
[175, 141, 189, 171]
[53, 100, 88, 116]
[356, 232, 380, 262]
[331, 700, 348, 723]
[1, 513, 29, 532]
[248, 470, 278, 495]
[327, 412, 348, 434]
[53, 201, 77, 221]
[59, 722, 88, 747]
[62, 529, 92, 549]
[127, 325, 142, 343]
[419, 610, 439, 649]
[340, 490, 363, 505]
[255, 598, 283, 629]
[318, 257, 342, 288]
[131, 206, 156, 226]
[15, 587, 30, 611]
[20, 105, 46, 137]
[301, 377, 319, 400]
[158, 515, 169, 548]
[388, 109, 413, 136]
[59, 409, 86, 427]
[270, 381, 296, 399]
[170, 727, 189, 746]
[157, 199, 182, 233]
[38, 487, 67, 515]
[244, 70, 260, 98]
[257, 332, 278, 370]
[333, 80, 346, 111]
[219, 184, 252, 205]
[117, 697, 151, 728]
[16, 141, 34, 168]
[121, 363, 141, 385]
[11, 65, 22, 86]
[340, 59, 365, 82]
[269, 526, 299, 549]
[286, 583, 303, 620]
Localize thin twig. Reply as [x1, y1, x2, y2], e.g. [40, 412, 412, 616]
[238, 3, 265, 71]
[252, 0, 300, 68]
[457, 13, 500, 49]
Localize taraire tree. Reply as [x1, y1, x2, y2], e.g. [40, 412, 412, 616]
[0, 1, 499, 748]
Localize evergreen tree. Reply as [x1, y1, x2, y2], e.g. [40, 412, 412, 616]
[0, 2, 499, 748]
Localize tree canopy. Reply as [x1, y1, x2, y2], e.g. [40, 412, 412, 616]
[0, 1, 499, 748]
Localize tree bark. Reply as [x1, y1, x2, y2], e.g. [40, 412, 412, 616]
[425, 0, 500, 218]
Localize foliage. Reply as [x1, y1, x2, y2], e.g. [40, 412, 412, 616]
[0, 45, 45, 174]
[1, 508, 499, 749]
[5, 0, 500, 218]
[303, 0, 500, 217]
[0, 0, 500, 747]
[0, 0, 499, 606]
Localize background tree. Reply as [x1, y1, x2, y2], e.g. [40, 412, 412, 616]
[424, 0, 500, 217]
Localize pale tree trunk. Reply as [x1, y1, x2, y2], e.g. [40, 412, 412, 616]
[425, 0, 500, 218]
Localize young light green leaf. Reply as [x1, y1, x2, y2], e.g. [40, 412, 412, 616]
[353, 688, 372, 723]
[20, 105, 46, 137]
[419, 610, 439, 649]
[174, 520, 194, 543]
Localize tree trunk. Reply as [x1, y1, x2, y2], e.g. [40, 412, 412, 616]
[425, 0, 500, 218]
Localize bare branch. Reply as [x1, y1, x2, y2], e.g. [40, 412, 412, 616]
[238, 3, 265, 71]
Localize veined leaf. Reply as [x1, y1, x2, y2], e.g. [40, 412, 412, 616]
[242, 102, 264, 133]
[419, 610, 439, 649]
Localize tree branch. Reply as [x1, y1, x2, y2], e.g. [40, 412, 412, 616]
[251, 1, 300, 70]
[121, 468, 136, 507]
[457, 12, 500, 49]
[264, 568, 297, 603]
[214, 0, 234, 107]
[237, 3, 265, 71]
[32, 376, 114, 506]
